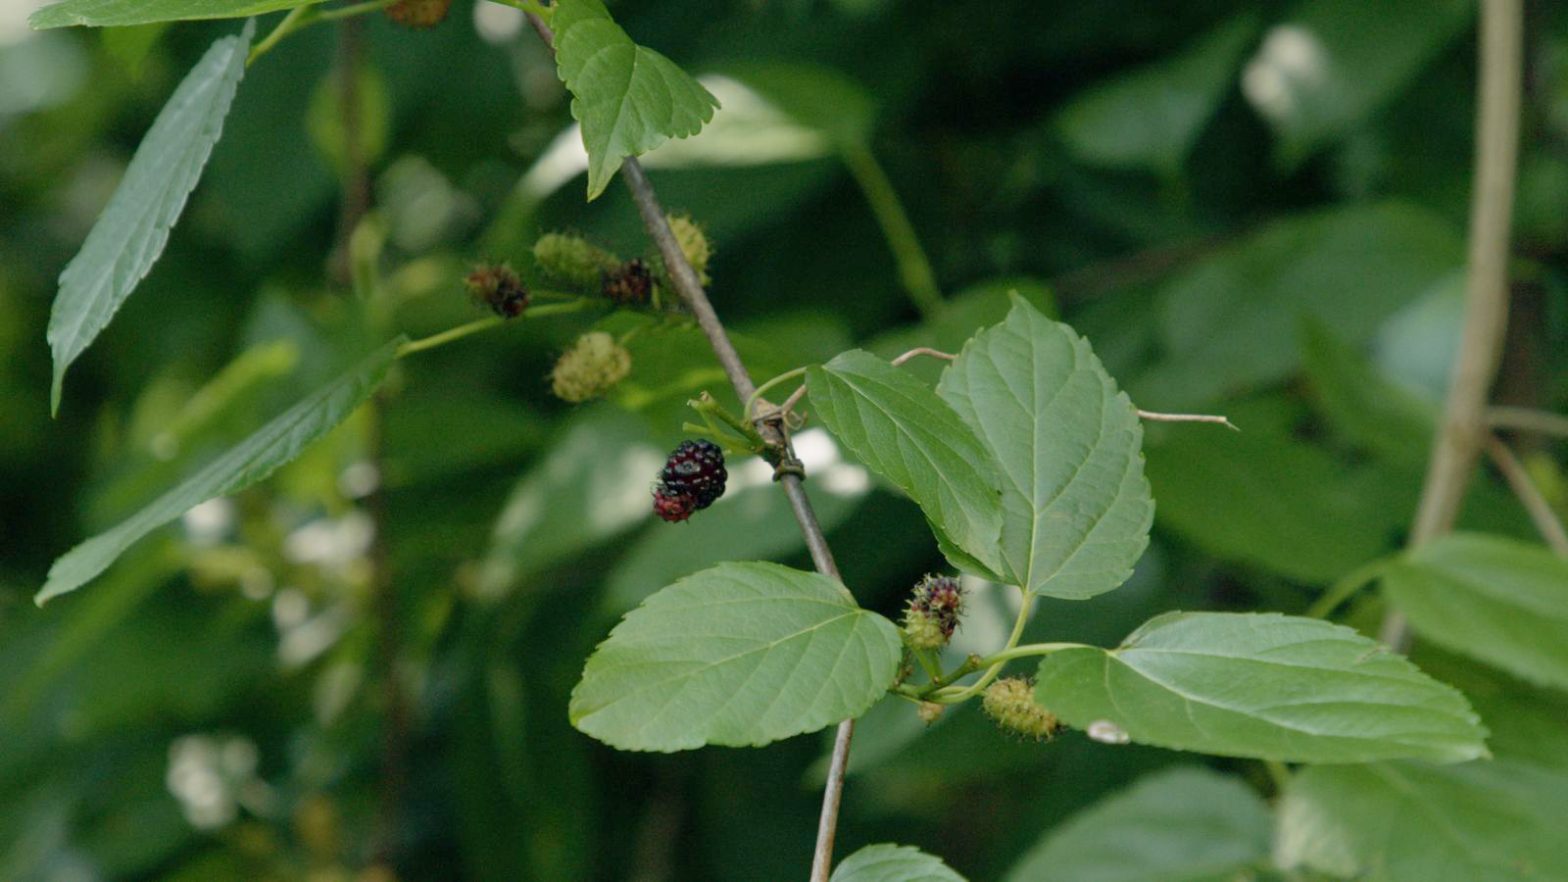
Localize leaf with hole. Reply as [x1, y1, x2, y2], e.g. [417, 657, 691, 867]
[937, 296, 1151, 599]
[551, 0, 720, 199]
[1005, 767, 1271, 882]
[807, 350, 1005, 577]
[1382, 532, 1568, 691]
[46, 21, 252, 413]
[37, 339, 402, 605]
[570, 562, 901, 751]
[1034, 612, 1487, 763]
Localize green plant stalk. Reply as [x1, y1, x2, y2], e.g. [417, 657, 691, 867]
[841, 143, 944, 319]
[747, 366, 808, 417]
[1305, 558, 1390, 619]
[911, 648, 943, 683]
[396, 300, 596, 358]
[248, 1, 400, 67]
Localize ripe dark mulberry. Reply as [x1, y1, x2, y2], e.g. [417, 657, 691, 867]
[602, 259, 653, 305]
[652, 440, 726, 522]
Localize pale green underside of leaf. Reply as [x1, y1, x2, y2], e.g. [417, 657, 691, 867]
[569, 561, 901, 752]
[37, 339, 402, 605]
[1035, 612, 1487, 764]
[1277, 760, 1568, 882]
[831, 844, 966, 882]
[806, 350, 1005, 577]
[937, 296, 1151, 600]
[552, 0, 719, 199]
[46, 21, 252, 412]
[1383, 532, 1568, 691]
[1005, 767, 1271, 882]
[31, 0, 315, 27]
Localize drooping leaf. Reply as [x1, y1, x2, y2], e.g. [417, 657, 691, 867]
[46, 21, 253, 413]
[831, 844, 966, 882]
[31, 0, 313, 27]
[1057, 13, 1259, 174]
[1276, 760, 1568, 882]
[937, 296, 1152, 599]
[1034, 612, 1487, 763]
[720, 61, 877, 149]
[1241, 0, 1471, 166]
[36, 338, 402, 605]
[806, 350, 1004, 577]
[551, 0, 720, 199]
[1133, 203, 1464, 409]
[1383, 533, 1568, 691]
[1005, 767, 1271, 882]
[570, 561, 901, 751]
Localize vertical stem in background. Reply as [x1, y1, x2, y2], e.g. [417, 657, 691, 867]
[332, 17, 407, 866]
[1381, 0, 1523, 649]
[840, 143, 945, 319]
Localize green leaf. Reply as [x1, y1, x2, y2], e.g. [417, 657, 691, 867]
[1133, 203, 1463, 409]
[1057, 13, 1258, 174]
[1300, 319, 1435, 466]
[31, 0, 315, 27]
[806, 350, 1004, 577]
[1143, 416, 1410, 584]
[551, 0, 720, 200]
[570, 561, 901, 751]
[1383, 533, 1568, 691]
[831, 844, 965, 882]
[475, 407, 663, 600]
[1034, 612, 1488, 763]
[1277, 760, 1568, 882]
[1005, 767, 1271, 882]
[1241, 0, 1471, 166]
[46, 21, 252, 413]
[936, 296, 1152, 600]
[36, 338, 402, 605]
[720, 61, 877, 149]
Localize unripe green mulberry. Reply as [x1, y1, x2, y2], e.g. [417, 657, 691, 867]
[551, 332, 631, 403]
[982, 677, 1059, 740]
[533, 233, 621, 290]
[666, 214, 713, 283]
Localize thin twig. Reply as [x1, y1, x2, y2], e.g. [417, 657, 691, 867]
[1488, 405, 1568, 439]
[890, 347, 955, 367]
[1135, 409, 1238, 431]
[840, 143, 944, 319]
[522, 15, 858, 877]
[1485, 434, 1568, 556]
[1381, 0, 1523, 648]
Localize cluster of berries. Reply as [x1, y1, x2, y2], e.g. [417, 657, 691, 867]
[652, 440, 727, 523]
[464, 263, 529, 318]
[982, 677, 1059, 740]
[901, 575, 964, 650]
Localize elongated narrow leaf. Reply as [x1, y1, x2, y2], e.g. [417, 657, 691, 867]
[46, 21, 252, 412]
[570, 562, 901, 751]
[1277, 760, 1568, 882]
[31, 0, 314, 27]
[807, 350, 1004, 576]
[37, 339, 403, 605]
[831, 844, 965, 882]
[1005, 768, 1271, 882]
[552, 0, 719, 199]
[1035, 612, 1487, 763]
[937, 296, 1151, 599]
[1383, 533, 1568, 690]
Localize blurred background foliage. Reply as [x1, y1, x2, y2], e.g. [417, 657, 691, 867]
[1, 0, 1566, 879]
